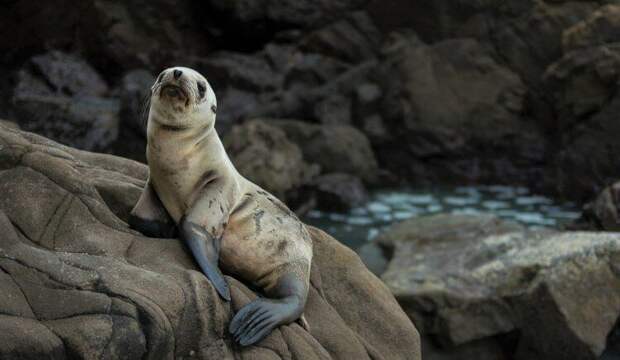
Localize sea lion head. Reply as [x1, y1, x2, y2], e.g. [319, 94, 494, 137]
[148, 66, 217, 129]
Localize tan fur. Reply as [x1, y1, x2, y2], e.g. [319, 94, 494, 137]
[141, 67, 313, 297]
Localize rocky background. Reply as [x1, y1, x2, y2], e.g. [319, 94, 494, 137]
[4, 0, 620, 208]
[2, 0, 620, 359]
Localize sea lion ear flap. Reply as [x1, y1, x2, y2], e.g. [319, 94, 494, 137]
[211, 104, 217, 114]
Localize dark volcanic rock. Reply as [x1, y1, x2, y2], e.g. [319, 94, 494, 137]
[12, 51, 120, 152]
[373, 213, 620, 360]
[0, 124, 421, 360]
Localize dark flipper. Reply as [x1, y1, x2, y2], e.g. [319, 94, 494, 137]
[129, 214, 177, 238]
[129, 179, 177, 238]
[229, 274, 306, 346]
[180, 218, 231, 301]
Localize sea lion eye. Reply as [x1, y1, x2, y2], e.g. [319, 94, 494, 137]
[197, 82, 206, 98]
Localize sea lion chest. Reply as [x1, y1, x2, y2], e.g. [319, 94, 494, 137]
[146, 130, 211, 222]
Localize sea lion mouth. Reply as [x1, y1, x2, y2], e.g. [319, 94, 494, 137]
[161, 84, 188, 102]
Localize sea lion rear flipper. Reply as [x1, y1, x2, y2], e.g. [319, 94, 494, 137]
[129, 179, 177, 238]
[180, 218, 231, 301]
[230, 273, 307, 346]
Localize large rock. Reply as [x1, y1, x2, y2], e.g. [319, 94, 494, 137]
[541, 6, 620, 201]
[0, 124, 421, 359]
[377, 34, 545, 185]
[570, 181, 620, 231]
[11, 51, 120, 152]
[269, 119, 379, 183]
[373, 213, 620, 360]
[223, 120, 319, 202]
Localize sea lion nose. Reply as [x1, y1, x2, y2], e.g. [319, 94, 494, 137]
[173, 69, 182, 79]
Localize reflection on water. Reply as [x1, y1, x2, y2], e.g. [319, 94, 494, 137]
[302, 186, 581, 249]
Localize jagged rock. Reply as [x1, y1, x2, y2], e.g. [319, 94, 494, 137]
[11, 51, 120, 152]
[0, 124, 421, 360]
[269, 119, 379, 183]
[223, 119, 319, 202]
[373, 213, 620, 360]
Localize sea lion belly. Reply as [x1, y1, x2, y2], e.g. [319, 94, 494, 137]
[220, 190, 313, 290]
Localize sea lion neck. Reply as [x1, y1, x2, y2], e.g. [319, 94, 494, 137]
[147, 120, 214, 147]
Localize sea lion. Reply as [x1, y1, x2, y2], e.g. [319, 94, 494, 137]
[128, 67, 313, 346]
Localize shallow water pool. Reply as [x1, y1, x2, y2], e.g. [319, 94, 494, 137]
[302, 186, 581, 250]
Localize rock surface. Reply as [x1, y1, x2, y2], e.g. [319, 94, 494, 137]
[223, 120, 319, 202]
[571, 182, 620, 232]
[376, 33, 545, 186]
[5, 0, 620, 208]
[371, 213, 620, 360]
[269, 119, 379, 184]
[0, 124, 421, 360]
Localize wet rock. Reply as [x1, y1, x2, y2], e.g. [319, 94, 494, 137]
[222, 119, 319, 201]
[0, 124, 421, 360]
[11, 51, 120, 152]
[309, 173, 369, 211]
[377, 34, 544, 185]
[374, 213, 620, 360]
[571, 182, 620, 231]
[269, 119, 379, 183]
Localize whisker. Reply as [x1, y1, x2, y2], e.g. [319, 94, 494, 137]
[139, 92, 152, 134]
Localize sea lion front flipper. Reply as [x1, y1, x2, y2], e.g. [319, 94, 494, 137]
[180, 218, 231, 301]
[129, 179, 177, 238]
